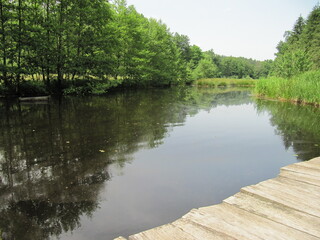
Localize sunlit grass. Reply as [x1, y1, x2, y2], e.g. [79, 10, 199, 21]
[195, 78, 256, 87]
[255, 70, 320, 106]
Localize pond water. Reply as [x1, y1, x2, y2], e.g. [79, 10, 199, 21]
[0, 87, 320, 240]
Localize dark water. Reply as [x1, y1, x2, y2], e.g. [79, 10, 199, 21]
[0, 87, 319, 240]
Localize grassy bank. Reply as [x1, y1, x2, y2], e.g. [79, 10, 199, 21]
[255, 70, 320, 106]
[195, 78, 256, 87]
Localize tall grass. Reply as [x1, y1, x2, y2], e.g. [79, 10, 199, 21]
[255, 70, 320, 106]
[196, 78, 256, 88]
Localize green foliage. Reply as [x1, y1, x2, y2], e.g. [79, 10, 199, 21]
[260, 4, 320, 104]
[0, 0, 193, 95]
[0, 0, 272, 95]
[63, 79, 124, 96]
[196, 78, 256, 87]
[272, 5, 320, 76]
[272, 48, 312, 78]
[19, 81, 48, 97]
[189, 50, 271, 81]
[191, 54, 219, 80]
[256, 70, 320, 105]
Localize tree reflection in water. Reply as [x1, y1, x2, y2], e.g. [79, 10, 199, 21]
[255, 99, 320, 161]
[0, 87, 260, 239]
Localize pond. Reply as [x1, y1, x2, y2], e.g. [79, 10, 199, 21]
[0, 87, 320, 240]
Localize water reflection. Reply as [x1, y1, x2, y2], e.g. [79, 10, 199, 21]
[0, 87, 319, 239]
[0, 88, 250, 239]
[256, 99, 320, 161]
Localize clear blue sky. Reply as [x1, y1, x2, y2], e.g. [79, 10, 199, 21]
[126, 0, 319, 60]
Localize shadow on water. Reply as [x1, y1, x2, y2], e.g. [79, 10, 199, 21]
[0, 87, 319, 239]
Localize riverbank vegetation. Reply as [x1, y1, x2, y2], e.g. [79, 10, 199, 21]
[256, 71, 320, 105]
[0, 0, 271, 96]
[256, 5, 320, 106]
[196, 78, 256, 88]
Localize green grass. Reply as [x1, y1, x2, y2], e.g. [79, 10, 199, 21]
[255, 70, 320, 106]
[195, 78, 256, 88]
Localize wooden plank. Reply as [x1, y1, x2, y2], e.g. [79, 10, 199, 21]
[172, 218, 237, 240]
[280, 169, 320, 187]
[256, 178, 320, 199]
[295, 160, 320, 170]
[271, 177, 320, 197]
[128, 223, 196, 240]
[184, 204, 318, 240]
[281, 164, 320, 177]
[19, 96, 50, 102]
[224, 192, 320, 237]
[308, 157, 320, 164]
[241, 183, 320, 217]
[116, 157, 320, 240]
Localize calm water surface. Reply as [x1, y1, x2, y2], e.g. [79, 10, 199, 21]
[0, 87, 319, 240]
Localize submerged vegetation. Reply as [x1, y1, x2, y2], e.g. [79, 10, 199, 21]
[256, 5, 320, 105]
[0, 0, 271, 96]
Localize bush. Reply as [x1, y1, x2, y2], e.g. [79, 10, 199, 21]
[19, 81, 48, 96]
[63, 79, 124, 96]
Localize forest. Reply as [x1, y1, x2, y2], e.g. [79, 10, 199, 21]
[0, 0, 271, 96]
[256, 4, 320, 105]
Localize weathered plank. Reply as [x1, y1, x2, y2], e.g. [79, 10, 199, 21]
[282, 164, 320, 177]
[295, 157, 320, 170]
[185, 204, 319, 240]
[172, 218, 237, 240]
[19, 96, 50, 102]
[268, 177, 320, 197]
[115, 157, 320, 240]
[224, 192, 320, 237]
[114, 237, 127, 240]
[241, 182, 320, 217]
[128, 223, 196, 240]
[280, 168, 320, 186]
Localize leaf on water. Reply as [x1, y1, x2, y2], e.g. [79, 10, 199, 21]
[315, 144, 319, 146]
[99, 150, 105, 153]
[66, 141, 70, 144]
[294, 154, 299, 157]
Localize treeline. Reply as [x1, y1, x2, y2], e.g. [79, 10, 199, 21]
[272, 4, 320, 77]
[0, 0, 270, 96]
[191, 50, 272, 80]
[256, 4, 320, 105]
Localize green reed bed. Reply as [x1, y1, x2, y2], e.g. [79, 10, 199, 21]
[196, 78, 256, 88]
[255, 70, 320, 106]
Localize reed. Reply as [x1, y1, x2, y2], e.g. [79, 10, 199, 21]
[255, 70, 320, 106]
[196, 78, 256, 87]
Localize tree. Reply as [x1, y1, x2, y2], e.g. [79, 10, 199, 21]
[191, 53, 219, 80]
[303, 5, 320, 69]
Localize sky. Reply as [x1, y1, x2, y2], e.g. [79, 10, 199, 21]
[126, 0, 319, 61]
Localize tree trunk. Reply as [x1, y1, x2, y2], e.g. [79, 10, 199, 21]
[0, 1, 8, 87]
[45, 0, 50, 89]
[16, 0, 22, 95]
[57, 0, 64, 92]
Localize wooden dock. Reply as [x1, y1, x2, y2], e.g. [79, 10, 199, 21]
[115, 157, 320, 240]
